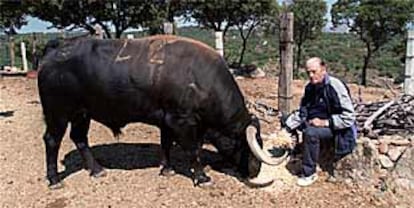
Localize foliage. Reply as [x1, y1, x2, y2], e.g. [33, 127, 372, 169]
[189, 0, 239, 33]
[26, 0, 181, 38]
[288, 0, 327, 78]
[331, 0, 414, 85]
[231, 0, 278, 67]
[0, 0, 28, 35]
[189, 0, 277, 66]
[0, 27, 408, 85]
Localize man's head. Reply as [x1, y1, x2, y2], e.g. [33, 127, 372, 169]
[306, 57, 327, 84]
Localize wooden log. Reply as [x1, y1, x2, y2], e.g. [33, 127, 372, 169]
[363, 99, 397, 132]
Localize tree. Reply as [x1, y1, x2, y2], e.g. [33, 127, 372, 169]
[190, 0, 238, 34]
[190, 0, 277, 65]
[332, 0, 414, 86]
[231, 0, 278, 67]
[288, 0, 327, 78]
[28, 0, 105, 36]
[28, 0, 175, 38]
[0, 0, 28, 35]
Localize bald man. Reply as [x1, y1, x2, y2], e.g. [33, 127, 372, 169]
[283, 57, 357, 186]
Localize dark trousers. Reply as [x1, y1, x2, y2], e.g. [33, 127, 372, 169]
[302, 126, 334, 176]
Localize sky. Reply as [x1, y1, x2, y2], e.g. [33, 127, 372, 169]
[17, 0, 338, 34]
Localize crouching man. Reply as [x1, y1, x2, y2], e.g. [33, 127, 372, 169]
[282, 57, 357, 186]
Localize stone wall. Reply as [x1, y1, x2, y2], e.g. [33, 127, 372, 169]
[333, 135, 414, 193]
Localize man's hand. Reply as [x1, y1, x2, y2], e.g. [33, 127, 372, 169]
[309, 118, 329, 127]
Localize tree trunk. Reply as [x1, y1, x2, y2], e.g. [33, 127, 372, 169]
[98, 22, 112, 39]
[114, 24, 123, 39]
[237, 23, 257, 67]
[295, 42, 303, 79]
[238, 36, 248, 67]
[361, 44, 372, 86]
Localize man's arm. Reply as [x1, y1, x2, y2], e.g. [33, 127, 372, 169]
[329, 77, 356, 130]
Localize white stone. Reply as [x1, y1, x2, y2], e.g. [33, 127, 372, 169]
[388, 147, 405, 162]
[378, 154, 394, 169]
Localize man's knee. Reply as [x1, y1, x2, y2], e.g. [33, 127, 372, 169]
[303, 127, 320, 143]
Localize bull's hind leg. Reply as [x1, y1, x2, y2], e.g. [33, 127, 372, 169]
[159, 126, 175, 176]
[43, 118, 67, 189]
[70, 115, 105, 178]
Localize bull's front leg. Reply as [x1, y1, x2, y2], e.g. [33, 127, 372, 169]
[165, 113, 212, 186]
[189, 146, 212, 187]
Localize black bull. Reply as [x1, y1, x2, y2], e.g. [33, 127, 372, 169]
[38, 35, 287, 188]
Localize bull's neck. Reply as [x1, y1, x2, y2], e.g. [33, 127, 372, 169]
[222, 106, 250, 136]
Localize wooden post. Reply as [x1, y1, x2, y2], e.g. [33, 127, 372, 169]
[278, 12, 294, 114]
[215, 31, 224, 57]
[9, 36, 15, 70]
[405, 30, 414, 95]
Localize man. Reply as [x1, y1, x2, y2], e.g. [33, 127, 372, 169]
[283, 57, 357, 186]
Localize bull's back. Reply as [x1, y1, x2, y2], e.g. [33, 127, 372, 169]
[38, 36, 247, 129]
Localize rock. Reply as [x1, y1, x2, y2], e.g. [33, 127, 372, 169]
[388, 146, 405, 162]
[391, 147, 414, 179]
[389, 147, 414, 192]
[250, 67, 266, 78]
[378, 155, 393, 169]
[392, 178, 413, 191]
[334, 138, 380, 184]
[378, 142, 389, 154]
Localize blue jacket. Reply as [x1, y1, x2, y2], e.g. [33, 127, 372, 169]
[285, 74, 357, 156]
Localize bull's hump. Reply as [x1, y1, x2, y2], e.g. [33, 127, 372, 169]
[143, 35, 219, 57]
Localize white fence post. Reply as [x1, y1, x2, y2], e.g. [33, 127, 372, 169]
[163, 22, 173, 35]
[405, 30, 414, 95]
[215, 31, 224, 57]
[20, 42, 28, 72]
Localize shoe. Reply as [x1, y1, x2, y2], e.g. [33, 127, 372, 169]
[297, 173, 318, 187]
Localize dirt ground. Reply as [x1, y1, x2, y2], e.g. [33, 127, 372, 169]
[0, 76, 408, 208]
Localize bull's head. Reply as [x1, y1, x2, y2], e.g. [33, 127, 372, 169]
[207, 115, 288, 185]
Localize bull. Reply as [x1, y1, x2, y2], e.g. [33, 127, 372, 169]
[38, 35, 287, 189]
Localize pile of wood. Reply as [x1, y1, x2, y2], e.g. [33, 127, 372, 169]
[355, 94, 414, 137]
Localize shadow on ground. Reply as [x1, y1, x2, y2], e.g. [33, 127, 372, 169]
[60, 142, 236, 182]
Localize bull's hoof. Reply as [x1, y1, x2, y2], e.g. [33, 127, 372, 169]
[91, 168, 107, 178]
[48, 181, 64, 190]
[160, 167, 176, 177]
[193, 175, 213, 187]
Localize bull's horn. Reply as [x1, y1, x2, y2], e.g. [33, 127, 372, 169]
[246, 125, 288, 166]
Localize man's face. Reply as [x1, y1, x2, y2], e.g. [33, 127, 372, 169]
[306, 61, 326, 84]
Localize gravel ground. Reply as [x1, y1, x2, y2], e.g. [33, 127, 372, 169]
[0, 76, 405, 208]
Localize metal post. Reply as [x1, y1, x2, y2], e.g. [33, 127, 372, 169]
[405, 30, 414, 95]
[278, 12, 294, 114]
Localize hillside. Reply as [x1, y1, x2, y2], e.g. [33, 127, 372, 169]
[0, 27, 406, 85]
